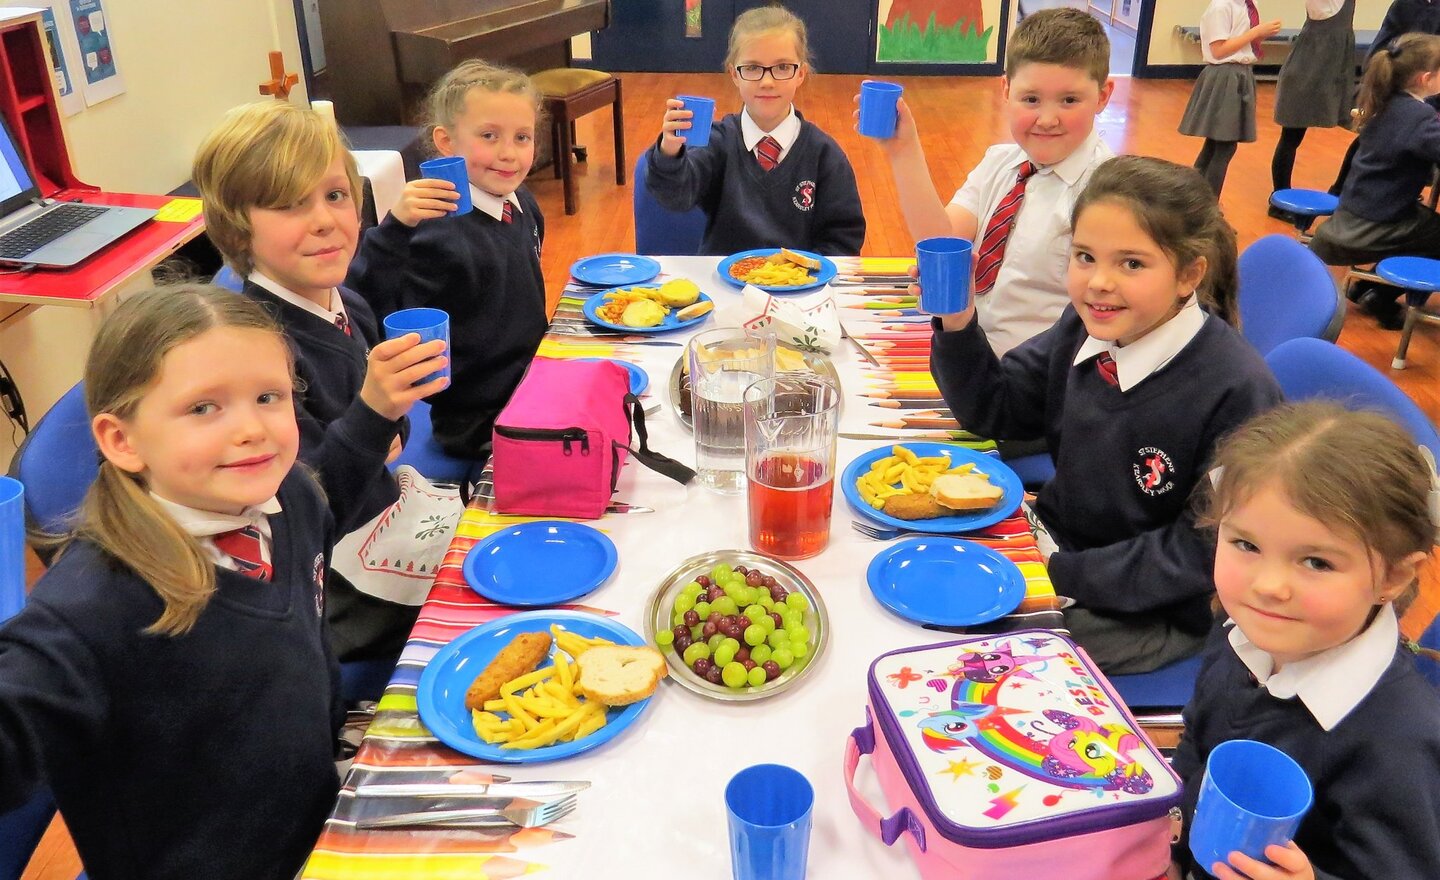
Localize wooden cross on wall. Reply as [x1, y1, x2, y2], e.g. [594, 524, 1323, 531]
[258, 51, 299, 99]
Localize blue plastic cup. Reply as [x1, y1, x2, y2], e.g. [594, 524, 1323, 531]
[725, 764, 813, 880]
[858, 81, 903, 138]
[383, 308, 450, 387]
[418, 156, 473, 216]
[916, 237, 973, 315]
[1190, 740, 1313, 872]
[676, 95, 715, 147]
[0, 477, 24, 622]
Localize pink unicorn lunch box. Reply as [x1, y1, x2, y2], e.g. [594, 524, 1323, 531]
[844, 630, 1181, 880]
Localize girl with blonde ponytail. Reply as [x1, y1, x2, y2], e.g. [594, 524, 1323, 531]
[1310, 32, 1440, 328]
[0, 284, 397, 880]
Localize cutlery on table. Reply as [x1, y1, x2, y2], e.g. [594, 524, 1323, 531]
[355, 780, 590, 799]
[355, 794, 578, 829]
[850, 520, 1029, 542]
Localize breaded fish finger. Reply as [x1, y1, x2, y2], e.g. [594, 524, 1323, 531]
[881, 493, 947, 521]
[465, 632, 553, 711]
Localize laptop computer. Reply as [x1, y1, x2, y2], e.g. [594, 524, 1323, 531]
[0, 113, 155, 268]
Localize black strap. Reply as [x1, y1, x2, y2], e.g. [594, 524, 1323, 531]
[621, 392, 696, 484]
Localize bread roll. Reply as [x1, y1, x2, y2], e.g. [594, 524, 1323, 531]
[577, 646, 668, 706]
[931, 473, 1004, 511]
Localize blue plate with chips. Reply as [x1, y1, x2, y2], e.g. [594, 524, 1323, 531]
[717, 248, 837, 293]
[582, 285, 713, 334]
[842, 443, 1023, 533]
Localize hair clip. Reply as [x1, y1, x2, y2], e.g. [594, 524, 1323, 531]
[1388, 40, 1404, 58]
[1420, 446, 1440, 544]
[1207, 464, 1224, 490]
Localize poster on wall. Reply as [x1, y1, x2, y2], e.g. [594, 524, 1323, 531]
[875, 0, 1001, 64]
[68, 0, 124, 106]
[0, 0, 86, 116]
[685, 0, 701, 38]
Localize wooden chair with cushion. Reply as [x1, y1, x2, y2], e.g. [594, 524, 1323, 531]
[531, 68, 625, 215]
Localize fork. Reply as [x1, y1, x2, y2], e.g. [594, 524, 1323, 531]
[850, 520, 1028, 542]
[355, 794, 577, 829]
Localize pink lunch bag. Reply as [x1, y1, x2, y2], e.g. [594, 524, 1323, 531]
[845, 629, 1181, 880]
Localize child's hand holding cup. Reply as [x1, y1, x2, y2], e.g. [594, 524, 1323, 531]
[916, 236, 974, 329]
[661, 96, 716, 155]
[1189, 740, 1313, 878]
[364, 308, 451, 421]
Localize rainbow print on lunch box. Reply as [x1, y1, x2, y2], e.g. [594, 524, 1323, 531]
[853, 629, 1180, 865]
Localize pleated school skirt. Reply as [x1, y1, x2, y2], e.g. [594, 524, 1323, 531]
[1179, 63, 1256, 143]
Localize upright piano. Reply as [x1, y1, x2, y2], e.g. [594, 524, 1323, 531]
[317, 0, 611, 126]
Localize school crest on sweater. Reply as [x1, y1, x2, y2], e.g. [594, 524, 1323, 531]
[1132, 446, 1175, 497]
[792, 179, 816, 212]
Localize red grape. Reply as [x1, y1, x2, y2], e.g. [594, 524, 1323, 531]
[735, 646, 751, 664]
[693, 658, 714, 676]
[741, 659, 757, 671]
[762, 660, 781, 680]
[683, 610, 700, 627]
[702, 621, 719, 638]
[696, 575, 712, 587]
[745, 570, 764, 586]
[704, 665, 723, 684]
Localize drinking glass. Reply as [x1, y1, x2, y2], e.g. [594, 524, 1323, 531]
[725, 763, 814, 880]
[1190, 739, 1313, 872]
[743, 376, 840, 559]
[688, 329, 774, 493]
[0, 476, 22, 622]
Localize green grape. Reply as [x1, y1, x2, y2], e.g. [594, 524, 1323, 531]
[723, 583, 745, 601]
[786, 592, 810, 611]
[758, 614, 776, 632]
[746, 666, 768, 687]
[758, 596, 775, 611]
[750, 644, 772, 664]
[781, 609, 803, 631]
[791, 638, 810, 659]
[713, 639, 739, 666]
[741, 587, 761, 606]
[766, 629, 789, 650]
[707, 633, 725, 651]
[788, 624, 811, 644]
[671, 611, 686, 628]
[711, 564, 732, 583]
[674, 594, 696, 615]
[683, 642, 710, 665]
[713, 597, 739, 616]
[681, 580, 703, 597]
[772, 646, 795, 669]
[744, 605, 766, 623]
[743, 623, 766, 646]
[722, 661, 748, 688]
[690, 625, 704, 641]
[693, 601, 711, 619]
[655, 629, 675, 647]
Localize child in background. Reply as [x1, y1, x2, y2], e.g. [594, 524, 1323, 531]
[0, 286, 428, 880]
[1173, 403, 1440, 880]
[348, 60, 547, 459]
[1269, 0, 1356, 196]
[1309, 34, 1440, 331]
[645, 5, 865, 256]
[193, 101, 453, 660]
[1180, 0, 1281, 195]
[873, 8, 1113, 356]
[929, 156, 1282, 674]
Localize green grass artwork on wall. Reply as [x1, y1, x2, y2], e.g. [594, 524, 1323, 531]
[878, 14, 993, 63]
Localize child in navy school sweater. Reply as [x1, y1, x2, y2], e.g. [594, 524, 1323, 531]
[0, 286, 435, 880]
[193, 101, 453, 660]
[928, 156, 1281, 675]
[1171, 403, 1440, 880]
[645, 5, 865, 256]
[347, 60, 548, 459]
[1310, 34, 1440, 329]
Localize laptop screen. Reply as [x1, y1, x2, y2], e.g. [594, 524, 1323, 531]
[0, 113, 41, 218]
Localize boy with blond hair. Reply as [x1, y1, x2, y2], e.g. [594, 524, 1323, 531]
[872, 8, 1113, 355]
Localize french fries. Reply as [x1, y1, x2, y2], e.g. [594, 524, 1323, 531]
[469, 624, 619, 750]
[597, 286, 666, 325]
[854, 445, 977, 510]
[737, 260, 813, 287]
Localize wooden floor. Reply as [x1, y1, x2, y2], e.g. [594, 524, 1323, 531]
[18, 72, 1440, 877]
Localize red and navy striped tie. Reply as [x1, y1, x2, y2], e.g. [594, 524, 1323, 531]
[334, 312, 351, 336]
[1096, 351, 1120, 387]
[501, 201, 514, 224]
[214, 525, 272, 582]
[755, 136, 781, 172]
[972, 161, 1037, 297]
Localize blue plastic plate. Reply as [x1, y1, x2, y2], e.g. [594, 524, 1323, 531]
[463, 521, 618, 606]
[841, 443, 1023, 533]
[717, 248, 838, 293]
[582, 285, 713, 334]
[417, 611, 649, 763]
[866, 537, 1026, 627]
[576, 357, 649, 396]
[570, 253, 662, 287]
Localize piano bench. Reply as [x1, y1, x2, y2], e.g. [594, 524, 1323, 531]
[533, 68, 625, 215]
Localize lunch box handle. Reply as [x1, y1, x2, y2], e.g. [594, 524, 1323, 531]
[845, 709, 927, 852]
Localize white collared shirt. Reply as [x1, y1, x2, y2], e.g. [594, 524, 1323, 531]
[1071, 296, 1207, 392]
[740, 106, 801, 165]
[1226, 604, 1400, 731]
[248, 271, 349, 330]
[150, 493, 283, 573]
[471, 185, 523, 223]
[951, 130, 1113, 355]
[1201, 0, 1258, 65]
[1305, 0, 1344, 20]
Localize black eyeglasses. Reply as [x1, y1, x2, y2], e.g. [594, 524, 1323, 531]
[734, 63, 800, 82]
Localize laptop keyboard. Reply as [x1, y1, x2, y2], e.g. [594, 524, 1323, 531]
[0, 203, 107, 259]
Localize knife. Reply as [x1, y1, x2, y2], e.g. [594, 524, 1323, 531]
[354, 780, 590, 799]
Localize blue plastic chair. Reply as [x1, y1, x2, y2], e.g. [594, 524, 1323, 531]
[7, 383, 94, 547]
[1416, 615, 1440, 692]
[1375, 256, 1440, 370]
[389, 400, 475, 483]
[212, 265, 243, 292]
[1268, 188, 1338, 236]
[1238, 234, 1345, 357]
[1264, 337, 1440, 459]
[632, 154, 706, 256]
[1107, 653, 1205, 715]
[1007, 453, 1055, 490]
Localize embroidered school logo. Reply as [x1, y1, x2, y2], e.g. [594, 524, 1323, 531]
[792, 180, 815, 211]
[532, 227, 542, 261]
[311, 553, 326, 617]
[1132, 447, 1175, 496]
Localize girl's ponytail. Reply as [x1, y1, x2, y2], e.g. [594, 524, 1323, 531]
[1356, 34, 1440, 130]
